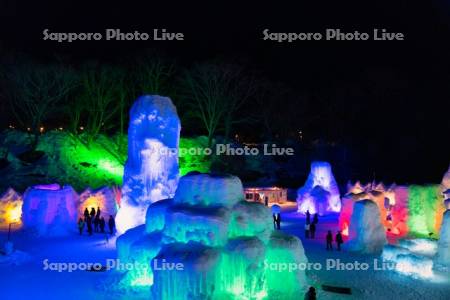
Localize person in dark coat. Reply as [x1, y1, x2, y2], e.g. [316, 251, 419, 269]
[275, 213, 281, 230]
[306, 210, 311, 224]
[336, 231, 344, 251]
[304, 286, 316, 300]
[99, 216, 106, 233]
[310, 222, 316, 239]
[326, 230, 333, 250]
[273, 213, 277, 229]
[108, 215, 115, 234]
[86, 216, 93, 236]
[90, 207, 96, 219]
[83, 208, 89, 219]
[96, 207, 101, 218]
[94, 215, 100, 232]
[313, 213, 319, 225]
[78, 218, 85, 235]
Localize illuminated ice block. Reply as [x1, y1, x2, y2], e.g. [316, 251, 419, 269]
[115, 173, 308, 298]
[344, 199, 387, 254]
[22, 184, 78, 236]
[434, 210, 450, 270]
[173, 173, 244, 207]
[116, 95, 181, 234]
[78, 186, 120, 218]
[0, 188, 23, 230]
[297, 161, 341, 215]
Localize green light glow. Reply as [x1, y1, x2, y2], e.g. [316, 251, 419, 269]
[36, 132, 211, 190]
[98, 159, 124, 178]
[178, 137, 211, 176]
[407, 185, 444, 237]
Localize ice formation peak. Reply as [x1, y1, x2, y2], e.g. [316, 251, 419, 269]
[116, 95, 181, 234]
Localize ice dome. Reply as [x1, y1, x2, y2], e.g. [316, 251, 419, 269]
[22, 184, 78, 236]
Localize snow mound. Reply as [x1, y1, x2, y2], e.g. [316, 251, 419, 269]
[396, 253, 434, 279]
[173, 173, 244, 207]
[116, 95, 181, 234]
[398, 238, 438, 257]
[228, 200, 273, 243]
[0, 250, 31, 266]
[163, 205, 231, 247]
[22, 184, 77, 236]
[382, 243, 435, 279]
[345, 199, 387, 254]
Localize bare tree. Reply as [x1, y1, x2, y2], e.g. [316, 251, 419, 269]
[183, 63, 231, 147]
[221, 65, 259, 141]
[78, 64, 120, 147]
[134, 54, 175, 96]
[4, 62, 77, 148]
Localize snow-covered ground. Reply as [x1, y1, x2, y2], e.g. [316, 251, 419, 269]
[1, 208, 449, 300]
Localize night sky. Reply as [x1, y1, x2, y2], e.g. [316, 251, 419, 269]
[0, 1, 449, 184]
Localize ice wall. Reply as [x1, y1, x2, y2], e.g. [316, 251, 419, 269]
[116, 173, 309, 299]
[78, 186, 120, 218]
[116, 95, 181, 233]
[297, 161, 341, 215]
[407, 185, 445, 237]
[22, 184, 78, 236]
[0, 188, 23, 230]
[345, 199, 387, 254]
[434, 210, 450, 270]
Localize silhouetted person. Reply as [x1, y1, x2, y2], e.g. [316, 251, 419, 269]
[264, 196, 268, 207]
[336, 231, 343, 251]
[305, 223, 310, 239]
[108, 215, 115, 234]
[275, 213, 281, 230]
[78, 218, 85, 235]
[273, 214, 277, 229]
[306, 210, 311, 224]
[326, 230, 333, 250]
[99, 216, 106, 233]
[310, 222, 316, 239]
[90, 207, 96, 219]
[304, 286, 316, 300]
[313, 213, 319, 225]
[94, 215, 100, 232]
[86, 216, 93, 236]
[83, 208, 89, 219]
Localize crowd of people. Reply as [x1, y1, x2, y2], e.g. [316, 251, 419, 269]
[77, 207, 115, 236]
[303, 210, 344, 251]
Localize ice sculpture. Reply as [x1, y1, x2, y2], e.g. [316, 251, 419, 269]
[78, 186, 120, 218]
[344, 199, 387, 254]
[115, 173, 308, 299]
[434, 210, 450, 270]
[22, 184, 78, 236]
[0, 188, 23, 230]
[441, 165, 450, 192]
[407, 185, 445, 237]
[297, 161, 341, 215]
[116, 95, 181, 233]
